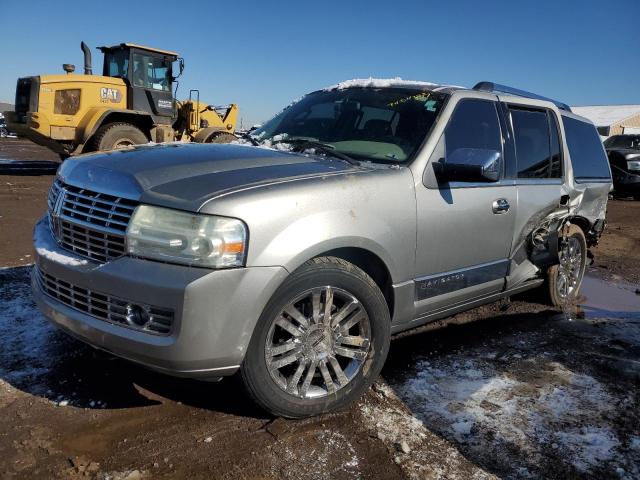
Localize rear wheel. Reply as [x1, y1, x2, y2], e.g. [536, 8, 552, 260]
[92, 123, 148, 152]
[206, 131, 236, 144]
[546, 225, 587, 307]
[241, 256, 391, 418]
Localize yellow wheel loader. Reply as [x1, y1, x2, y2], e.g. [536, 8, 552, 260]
[5, 42, 238, 158]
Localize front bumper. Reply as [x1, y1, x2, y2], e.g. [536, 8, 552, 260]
[5, 111, 69, 155]
[32, 217, 288, 379]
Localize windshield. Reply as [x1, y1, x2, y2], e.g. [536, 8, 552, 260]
[250, 88, 447, 163]
[604, 135, 640, 150]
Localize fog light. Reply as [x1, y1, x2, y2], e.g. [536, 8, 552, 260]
[125, 304, 152, 327]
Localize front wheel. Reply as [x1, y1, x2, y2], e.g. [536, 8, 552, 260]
[92, 122, 148, 152]
[546, 224, 587, 307]
[241, 257, 391, 418]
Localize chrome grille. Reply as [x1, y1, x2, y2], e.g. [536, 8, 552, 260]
[35, 267, 173, 335]
[48, 179, 138, 262]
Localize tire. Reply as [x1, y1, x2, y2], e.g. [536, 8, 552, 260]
[241, 256, 391, 418]
[206, 131, 236, 144]
[546, 225, 587, 307]
[92, 122, 148, 151]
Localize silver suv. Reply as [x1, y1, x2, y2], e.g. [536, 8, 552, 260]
[33, 79, 612, 417]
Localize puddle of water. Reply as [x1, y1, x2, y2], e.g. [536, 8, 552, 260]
[578, 275, 640, 319]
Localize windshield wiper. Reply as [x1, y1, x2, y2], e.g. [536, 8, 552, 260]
[235, 132, 260, 146]
[273, 139, 359, 166]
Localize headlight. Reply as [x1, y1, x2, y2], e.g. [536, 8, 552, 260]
[126, 205, 247, 268]
[627, 160, 640, 172]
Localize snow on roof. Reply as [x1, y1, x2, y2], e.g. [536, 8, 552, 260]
[571, 105, 640, 127]
[324, 77, 443, 91]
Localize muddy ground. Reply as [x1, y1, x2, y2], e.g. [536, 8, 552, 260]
[0, 138, 639, 480]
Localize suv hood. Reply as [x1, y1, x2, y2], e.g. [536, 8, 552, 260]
[58, 143, 357, 211]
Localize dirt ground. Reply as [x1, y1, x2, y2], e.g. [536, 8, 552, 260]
[1, 138, 639, 479]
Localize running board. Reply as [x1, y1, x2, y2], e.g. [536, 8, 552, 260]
[392, 279, 544, 334]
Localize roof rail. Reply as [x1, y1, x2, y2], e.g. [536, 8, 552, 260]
[473, 81, 572, 112]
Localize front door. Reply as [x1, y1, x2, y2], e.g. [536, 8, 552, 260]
[413, 98, 516, 316]
[129, 50, 174, 124]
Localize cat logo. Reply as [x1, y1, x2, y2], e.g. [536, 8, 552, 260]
[100, 87, 122, 103]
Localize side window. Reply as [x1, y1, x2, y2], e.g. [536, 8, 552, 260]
[444, 99, 502, 163]
[548, 112, 562, 178]
[562, 116, 612, 181]
[106, 50, 129, 78]
[511, 108, 553, 179]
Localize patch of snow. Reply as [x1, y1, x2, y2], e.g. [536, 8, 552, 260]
[33, 219, 88, 266]
[35, 247, 88, 266]
[0, 266, 69, 391]
[360, 382, 494, 480]
[554, 426, 619, 472]
[392, 354, 632, 477]
[324, 77, 441, 91]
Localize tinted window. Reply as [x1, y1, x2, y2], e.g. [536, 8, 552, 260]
[562, 116, 611, 181]
[444, 99, 502, 157]
[511, 108, 553, 178]
[549, 112, 562, 178]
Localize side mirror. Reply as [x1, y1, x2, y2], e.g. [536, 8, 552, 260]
[433, 148, 501, 183]
[171, 57, 185, 81]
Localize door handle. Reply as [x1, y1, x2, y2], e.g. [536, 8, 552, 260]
[492, 198, 510, 214]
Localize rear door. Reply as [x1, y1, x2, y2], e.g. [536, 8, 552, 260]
[413, 98, 516, 316]
[502, 103, 567, 286]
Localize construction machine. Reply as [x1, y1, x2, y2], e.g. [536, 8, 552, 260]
[5, 42, 238, 157]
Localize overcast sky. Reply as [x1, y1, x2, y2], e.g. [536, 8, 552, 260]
[1, 0, 638, 126]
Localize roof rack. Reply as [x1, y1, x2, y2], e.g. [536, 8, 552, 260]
[473, 81, 572, 112]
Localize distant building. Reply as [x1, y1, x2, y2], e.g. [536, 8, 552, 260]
[572, 105, 640, 137]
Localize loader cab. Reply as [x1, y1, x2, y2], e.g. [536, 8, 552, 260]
[99, 43, 178, 124]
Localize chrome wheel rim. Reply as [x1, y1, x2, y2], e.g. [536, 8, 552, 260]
[557, 236, 583, 299]
[265, 286, 371, 399]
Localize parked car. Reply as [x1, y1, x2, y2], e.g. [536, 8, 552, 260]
[603, 134, 640, 199]
[0, 113, 9, 137]
[0, 112, 17, 138]
[32, 79, 611, 417]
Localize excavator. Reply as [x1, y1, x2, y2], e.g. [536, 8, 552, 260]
[5, 41, 238, 158]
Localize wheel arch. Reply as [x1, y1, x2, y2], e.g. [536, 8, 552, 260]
[288, 246, 395, 319]
[193, 126, 226, 143]
[566, 215, 591, 236]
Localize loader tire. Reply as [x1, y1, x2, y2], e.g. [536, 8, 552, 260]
[92, 123, 148, 152]
[206, 131, 236, 144]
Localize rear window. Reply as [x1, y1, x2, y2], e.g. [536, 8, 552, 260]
[562, 116, 611, 182]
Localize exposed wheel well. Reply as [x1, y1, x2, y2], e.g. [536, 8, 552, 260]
[83, 113, 154, 152]
[318, 247, 394, 317]
[567, 215, 594, 245]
